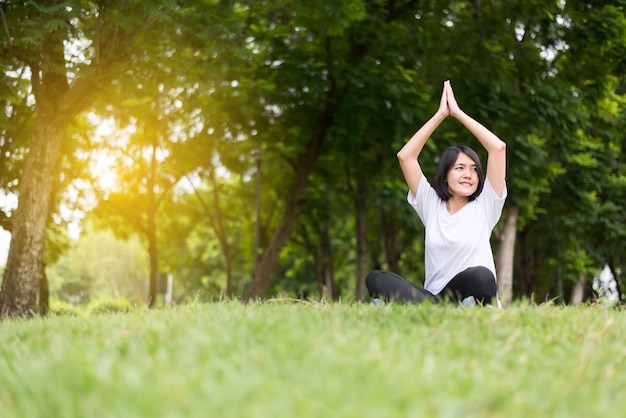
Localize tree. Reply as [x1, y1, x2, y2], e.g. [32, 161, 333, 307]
[512, 0, 626, 302]
[5, 0, 626, 309]
[0, 0, 180, 317]
[94, 127, 178, 307]
[242, 0, 440, 300]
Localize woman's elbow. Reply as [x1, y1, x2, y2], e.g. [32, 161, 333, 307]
[493, 141, 506, 153]
[397, 149, 410, 162]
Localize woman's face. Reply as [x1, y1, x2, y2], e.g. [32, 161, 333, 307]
[446, 152, 478, 198]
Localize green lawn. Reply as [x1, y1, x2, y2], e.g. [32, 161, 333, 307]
[1, 301, 625, 417]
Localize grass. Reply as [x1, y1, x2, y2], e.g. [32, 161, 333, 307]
[1, 300, 625, 417]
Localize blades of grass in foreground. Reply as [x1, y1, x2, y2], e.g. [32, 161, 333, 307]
[0, 301, 625, 418]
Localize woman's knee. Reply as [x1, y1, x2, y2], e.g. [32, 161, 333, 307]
[471, 267, 497, 291]
[365, 270, 383, 287]
[365, 270, 386, 296]
[365, 270, 431, 303]
[464, 267, 497, 300]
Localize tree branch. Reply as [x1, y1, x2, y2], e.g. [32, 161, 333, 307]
[0, 3, 13, 50]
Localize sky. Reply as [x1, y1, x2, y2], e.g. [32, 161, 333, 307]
[0, 229, 9, 266]
[1, 192, 16, 267]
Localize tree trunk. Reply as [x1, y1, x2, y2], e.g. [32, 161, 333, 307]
[39, 261, 50, 316]
[0, 118, 65, 318]
[606, 254, 623, 303]
[244, 101, 336, 301]
[320, 192, 335, 300]
[244, 154, 316, 301]
[495, 205, 519, 307]
[570, 273, 586, 305]
[147, 142, 158, 307]
[313, 251, 324, 299]
[380, 205, 400, 273]
[211, 169, 234, 298]
[353, 182, 367, 302]
[147, 228, 158, 307]
[188, 170, 234, 298]
[0, 19, 74, 318]
[321, 248, 334, 300]
[517, 229, 537, 298]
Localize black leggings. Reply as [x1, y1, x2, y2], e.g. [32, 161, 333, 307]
[365, 266, 497, 305]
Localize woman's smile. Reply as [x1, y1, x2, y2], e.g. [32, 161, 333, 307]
[447, 152, 478, 197]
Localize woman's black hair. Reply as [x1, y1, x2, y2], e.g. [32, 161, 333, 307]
[433, 144, 485, 201]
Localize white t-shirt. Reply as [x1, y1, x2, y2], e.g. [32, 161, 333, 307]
[408, 176, 507, 295]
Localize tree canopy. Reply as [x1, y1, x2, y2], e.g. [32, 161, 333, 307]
[1, 0, 626, 316]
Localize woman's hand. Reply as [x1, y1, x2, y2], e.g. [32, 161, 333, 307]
[443, 80, 507, 197]
[445, 80, 462, 117]
[437, 81, 449, 117]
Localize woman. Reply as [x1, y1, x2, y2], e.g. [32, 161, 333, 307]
[366, 80, 507, 306]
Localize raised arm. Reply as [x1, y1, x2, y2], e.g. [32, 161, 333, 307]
[445, 82, 507, 197]
[397, 82, 449, 196]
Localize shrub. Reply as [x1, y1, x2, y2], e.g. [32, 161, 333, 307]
[87, 297, 135, 315]
[49, 300, 83, 317]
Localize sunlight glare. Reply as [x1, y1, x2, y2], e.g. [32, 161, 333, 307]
[91, 153, 119, 192]
[89, 117, 120, 192]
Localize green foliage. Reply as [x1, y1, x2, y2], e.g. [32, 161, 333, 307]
[86, 296, 135, 315]
[1, 302, 626, 416]
[46, 229, 148, 304]
[49, 299, 83, 317]
[3, 0, 626, 307]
